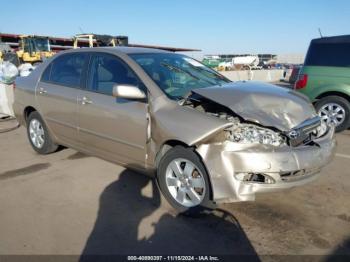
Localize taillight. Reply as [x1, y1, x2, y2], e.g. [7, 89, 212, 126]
[294, 74, 308, 89]
[13, 83, 16, 89]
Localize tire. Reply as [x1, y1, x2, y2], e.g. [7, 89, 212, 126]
[315, 96, 350, 133]
[157, 146, 212, 214]
[26, 111, 58, 154]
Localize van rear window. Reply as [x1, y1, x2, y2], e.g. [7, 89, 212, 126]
[305, 43, 350, 67]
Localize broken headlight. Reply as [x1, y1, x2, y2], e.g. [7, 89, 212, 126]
[226, 124, 286, 146]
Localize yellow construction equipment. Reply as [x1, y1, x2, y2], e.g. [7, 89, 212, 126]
[16, 35, 55, 64]
[73, 34, 128, 49]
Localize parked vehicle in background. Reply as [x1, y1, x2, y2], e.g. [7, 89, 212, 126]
[13, 47, 335, 213]
[258, 61, 271, 69]
[217, 56, 262, 71]
[289, 65, 301, 84]
[217, 60, 233, 71]
[16, 35, 56, 64]
[202, 57, 222, 69]
[295, 35, 350, 132]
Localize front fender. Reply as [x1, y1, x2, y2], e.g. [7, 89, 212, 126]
[150, 96, 232, 147]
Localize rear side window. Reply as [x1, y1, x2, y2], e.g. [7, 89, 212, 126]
[50, 53, 87, 87]
[87, 53, 141, 96]
[41, 63, 52, 82]
[305, 43, 350, 67]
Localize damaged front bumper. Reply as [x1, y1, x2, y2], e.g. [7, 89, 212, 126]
[196, 127, 336, 203]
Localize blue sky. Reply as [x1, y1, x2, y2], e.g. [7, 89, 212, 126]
[0, 0, 349, 56]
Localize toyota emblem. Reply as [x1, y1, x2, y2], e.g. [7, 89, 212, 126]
[288, 130, 300, 139]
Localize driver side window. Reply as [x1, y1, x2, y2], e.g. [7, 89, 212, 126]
[87, 53, 144, 96]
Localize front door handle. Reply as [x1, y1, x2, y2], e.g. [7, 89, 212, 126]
[38, 87, 47, 94]
[80, 96, 92, 105]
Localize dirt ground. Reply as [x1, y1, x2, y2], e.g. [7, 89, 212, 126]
[0, 125, 349, 260]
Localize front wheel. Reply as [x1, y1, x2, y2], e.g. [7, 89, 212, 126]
[157, 146, 212, 214]
[315, 96, 350, 132]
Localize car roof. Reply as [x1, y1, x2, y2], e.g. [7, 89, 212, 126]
[311, 35, 350, 44]
[60, 46, 171, 55]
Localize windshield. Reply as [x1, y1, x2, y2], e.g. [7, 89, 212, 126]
[32, 38, 50, 52]
[130, 53, 231, 100]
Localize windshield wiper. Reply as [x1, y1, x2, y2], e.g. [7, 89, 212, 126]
[161, 62, 217, 86]
[160, 62, 221, 92]
[186, 63, 229, 85]
[160, 62, 201, 81]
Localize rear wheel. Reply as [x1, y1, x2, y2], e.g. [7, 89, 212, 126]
[315, 96, 350, 132]
[26, 111, 58, 154]
[157, 146, 212, 214]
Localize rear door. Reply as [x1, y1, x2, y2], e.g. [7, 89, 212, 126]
[36, 53, 88, 146]
[77, 52, 148, 168]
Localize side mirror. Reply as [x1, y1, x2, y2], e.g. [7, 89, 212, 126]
[112, 84, 146, 100]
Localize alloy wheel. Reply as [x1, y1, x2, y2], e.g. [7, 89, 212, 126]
[29, 119, 45, 148]
[165, 158, 206, 207]
[319, 103, 346, 127]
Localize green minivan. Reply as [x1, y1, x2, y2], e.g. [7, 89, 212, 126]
[295, 35, 350, 132]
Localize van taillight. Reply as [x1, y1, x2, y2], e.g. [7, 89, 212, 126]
[294, 74, 308, 89]
[13, 83, 16, 89]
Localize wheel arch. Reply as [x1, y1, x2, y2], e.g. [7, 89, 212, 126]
[23, 106, 37, 125]
[155, 140, 190, 168]
[315, 92, 350, 132]
[155, 139, 214, 201]
[23, 107, 58, 141]
[315, 91, 350, 103]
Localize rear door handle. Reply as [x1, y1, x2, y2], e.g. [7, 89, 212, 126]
[38, 87, 47, 94]
[80, 96, 92, 105]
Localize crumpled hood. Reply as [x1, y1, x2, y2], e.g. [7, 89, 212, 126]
[192, 81, 317, 131]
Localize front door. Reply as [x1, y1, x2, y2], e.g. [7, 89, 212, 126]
[77, 52, 148, 168]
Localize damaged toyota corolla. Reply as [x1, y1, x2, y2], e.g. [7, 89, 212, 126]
[13, 47, 336, 212]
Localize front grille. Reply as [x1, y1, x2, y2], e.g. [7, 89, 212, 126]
[286, 116, 321, 147]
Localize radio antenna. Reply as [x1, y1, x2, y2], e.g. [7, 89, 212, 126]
[318, 28, 323, 38]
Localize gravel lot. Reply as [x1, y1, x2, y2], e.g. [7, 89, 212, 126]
[0, 125, 349, 259]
